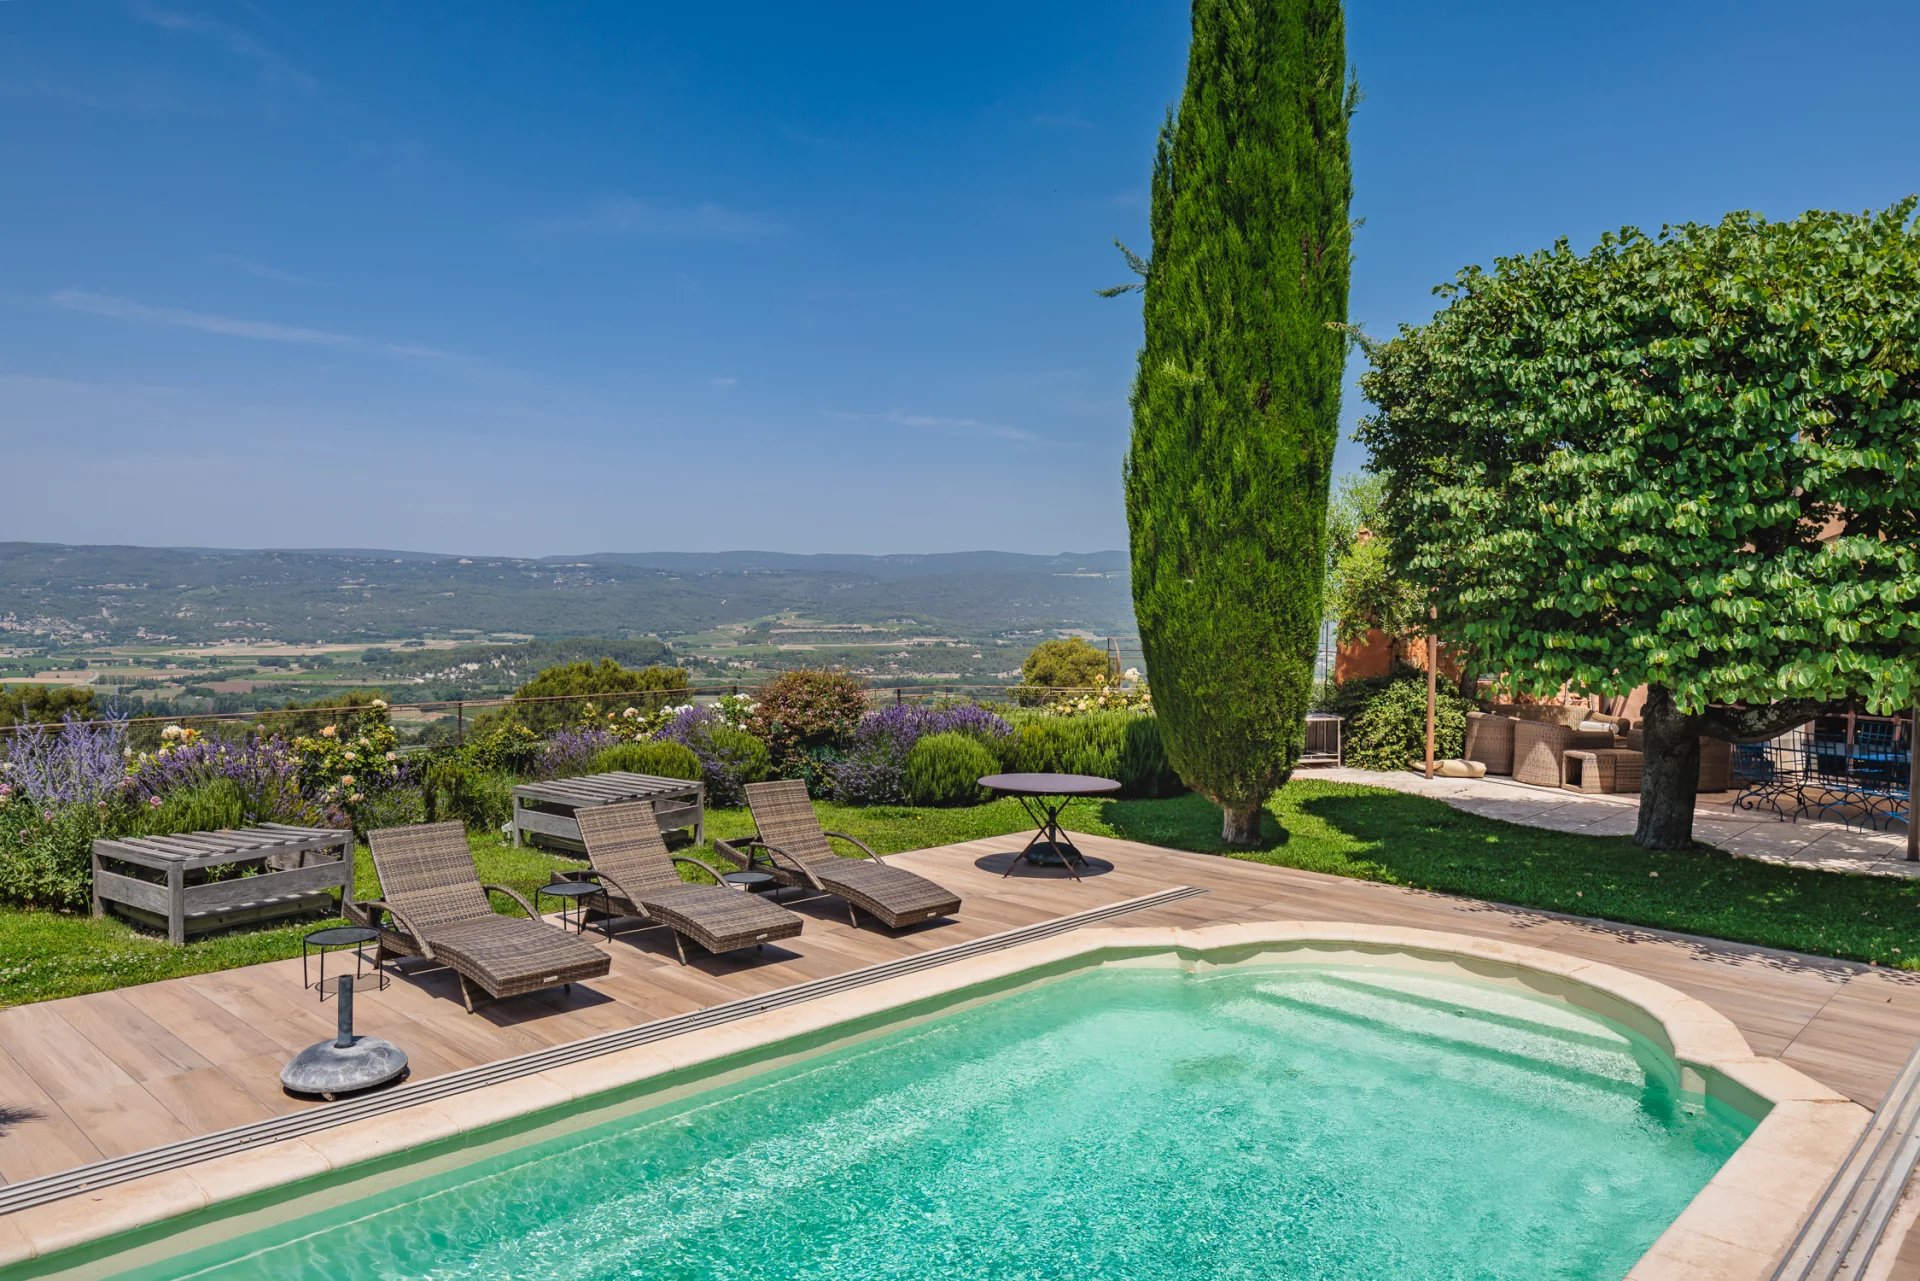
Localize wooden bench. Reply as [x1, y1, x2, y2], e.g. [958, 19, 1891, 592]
[91, 824, 354, 945]
[511, 771, 706, 854]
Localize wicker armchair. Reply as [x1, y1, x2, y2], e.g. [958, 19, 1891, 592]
[357, 822, 610, 1012]
[1464, 713, 1517, 775]
[1512, 721, 1621, 789]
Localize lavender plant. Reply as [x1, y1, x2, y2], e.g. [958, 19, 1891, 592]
[534, 728, 617, 780]
[2, 712, 129, 806]
[833, 703, 1012, 804]
[126, 733, 317, 826]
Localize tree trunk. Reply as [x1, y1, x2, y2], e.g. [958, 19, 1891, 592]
[1221, 803, 1264, 847]
[1635, 685, 1702, 850]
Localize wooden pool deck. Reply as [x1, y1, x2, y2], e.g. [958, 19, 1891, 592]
[4, 828, 1920, 1249]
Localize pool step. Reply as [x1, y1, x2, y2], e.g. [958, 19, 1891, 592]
[1306, 969, 1637, 1055]
[1230, 972, 1645, 1095]
[1768, 1032, 1920, 1281]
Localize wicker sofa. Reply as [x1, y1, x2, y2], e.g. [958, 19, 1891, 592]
[1464, 713, 1517, 775]
[1512, 720, 1624, 789]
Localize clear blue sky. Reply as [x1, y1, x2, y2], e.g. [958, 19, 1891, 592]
[5, 1, 1917, 556]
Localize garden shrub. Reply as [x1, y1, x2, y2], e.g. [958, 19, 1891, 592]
[747, 669, 867, 779]
[493, 661, 689, 734]
[421, 759, 515, 832]
[587, 740, 701, 781]
[1016, 637, 1111, 704]
[656, 708, 772, 805]
[834, 703, 1013, 805]
[1344, 675, 1469, 771]
[463, 721, 544, 775]
[133, 778, 250, 836]
[1118, 715, 1183, 798]
[0, 791, 105, 910]
[1005, 713, 1121, 780]
[903, 733, 997, 806]
[1002, 712, 1182, 798]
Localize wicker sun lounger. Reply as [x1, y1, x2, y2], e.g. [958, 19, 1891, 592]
[574, 800, 802, 963]
[715, 780, 961, 931]
[356, 822, 610, 1012]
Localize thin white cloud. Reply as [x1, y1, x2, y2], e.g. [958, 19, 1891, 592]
[832, 408, 1039, 445]
[49, 290, 487, 374]
[128, 1, 317, 93]
[708, 376, 739, 388]
[542, 198, 782, 240]
[209, 253, 326, 287]
[50, 290, 355, 345]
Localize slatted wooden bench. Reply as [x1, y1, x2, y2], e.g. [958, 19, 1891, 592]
[90, 823, 354, 945]
[511, 771, 706, 854]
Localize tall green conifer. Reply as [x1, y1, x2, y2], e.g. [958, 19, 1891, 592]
[1122, 0, 1353, 845]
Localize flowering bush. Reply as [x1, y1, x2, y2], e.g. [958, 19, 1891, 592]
[291, 705, 401, 830]
[833, 703, 1012, 804]
[579, 700, 676, 743]
[655, 706, 771, 805]
[747, 670, 867, 778]
[1045, 675, 1152, 716]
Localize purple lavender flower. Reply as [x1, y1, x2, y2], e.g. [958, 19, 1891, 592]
[533, 728, 616, 780]
[2, 713, 129, 806]
[833, 703, 1011, 804]
[127, 734, 317, 825]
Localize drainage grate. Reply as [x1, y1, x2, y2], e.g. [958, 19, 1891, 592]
[0, 884, 1208, 1218]
[1770, 1032, 1920, 1281]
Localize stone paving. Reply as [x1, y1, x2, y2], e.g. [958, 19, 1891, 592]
[1318, 766, 1917, 878]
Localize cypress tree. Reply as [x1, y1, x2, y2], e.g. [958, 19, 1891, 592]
[1121, 0, 1353, 845]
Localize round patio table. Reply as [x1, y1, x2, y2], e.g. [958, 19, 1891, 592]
[978, 772, 1121, 882]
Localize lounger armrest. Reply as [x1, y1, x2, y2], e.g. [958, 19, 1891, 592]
[576, 868, 636, 905]
[480, 882, 543, 921]
[742, 839, 826, 889]
[711, 836, 753, 871]
[358, 898, 436, 960]
[823, 830, 884, 864]
[670, 853, 731, 885]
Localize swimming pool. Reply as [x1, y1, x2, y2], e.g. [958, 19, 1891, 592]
[106, 962, 1751, 1281]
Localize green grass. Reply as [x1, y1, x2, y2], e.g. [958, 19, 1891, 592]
[4, 782, 1917, 1008]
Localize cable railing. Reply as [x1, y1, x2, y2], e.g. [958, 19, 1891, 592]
[0, 680, 1143, 742]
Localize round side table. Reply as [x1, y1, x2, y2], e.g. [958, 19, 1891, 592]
[722, 870, 777, 894]
[302, 924, 386, 998]
[537, 881, 608, 936]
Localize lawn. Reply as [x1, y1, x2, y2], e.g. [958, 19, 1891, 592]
[3, 781, 1917, 1007]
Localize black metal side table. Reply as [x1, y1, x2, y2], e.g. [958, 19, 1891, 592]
[302, 924, 386, 999]
[538, 881, 608, 936]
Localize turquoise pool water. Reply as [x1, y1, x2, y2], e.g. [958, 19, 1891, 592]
[120, 964, 1751, 1281]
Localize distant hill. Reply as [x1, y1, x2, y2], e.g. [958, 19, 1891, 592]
[0, 542, 1134, 649]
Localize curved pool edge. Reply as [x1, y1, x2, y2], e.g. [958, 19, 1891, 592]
[0, 920, 1870, 1281]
